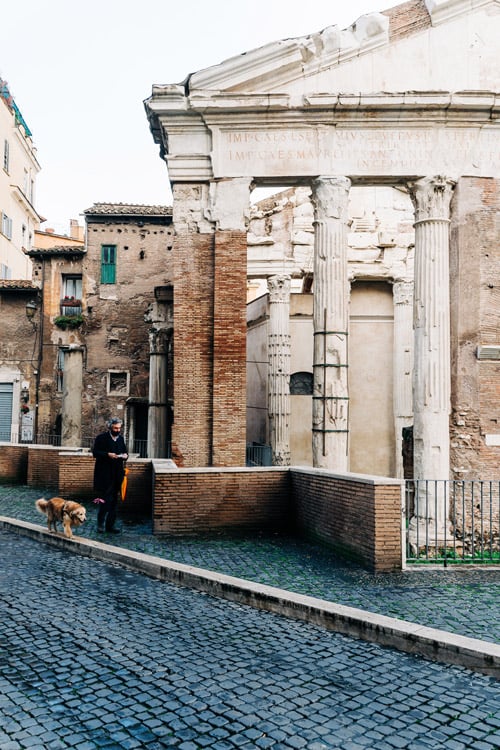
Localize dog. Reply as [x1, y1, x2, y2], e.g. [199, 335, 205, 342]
[35, 497, 87, 539]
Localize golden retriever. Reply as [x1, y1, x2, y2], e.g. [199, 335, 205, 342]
[35, 497, 87, 539]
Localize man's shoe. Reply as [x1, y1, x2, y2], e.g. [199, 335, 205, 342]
[97, 526, 105, 533]
[106, 528, 121, 534]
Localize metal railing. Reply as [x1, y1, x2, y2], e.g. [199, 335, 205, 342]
[16, 430, 171, 460]
[246, 443, 273, 467]
[405, 479, 500, 565]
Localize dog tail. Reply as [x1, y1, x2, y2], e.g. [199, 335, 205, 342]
[35, 498, 48, 515]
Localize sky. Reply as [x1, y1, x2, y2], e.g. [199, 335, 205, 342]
[2, 0, 382, 235]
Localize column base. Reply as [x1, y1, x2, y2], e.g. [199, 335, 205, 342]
[407, 516, 454, 556]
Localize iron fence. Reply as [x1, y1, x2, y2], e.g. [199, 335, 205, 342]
[19, 431, 94, 449]
[246, 443, 273, 467]
[16, 430, 171, 459]
[405, 479, 500, 565]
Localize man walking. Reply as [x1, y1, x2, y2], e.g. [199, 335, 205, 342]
[92, 417, 128, 533]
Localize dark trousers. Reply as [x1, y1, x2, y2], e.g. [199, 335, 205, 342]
[97, 487, 118, 530]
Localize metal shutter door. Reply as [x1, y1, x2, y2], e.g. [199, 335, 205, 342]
[0, 383, 13, 441]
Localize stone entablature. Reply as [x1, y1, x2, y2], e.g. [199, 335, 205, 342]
[148, 97, 500, 183]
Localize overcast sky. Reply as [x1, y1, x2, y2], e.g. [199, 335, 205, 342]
[2, 0, 381, 234]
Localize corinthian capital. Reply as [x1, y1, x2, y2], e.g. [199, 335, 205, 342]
[311, 176, 351, 221]
[408, 175, 456, 222]
[267, 275, 291, 303]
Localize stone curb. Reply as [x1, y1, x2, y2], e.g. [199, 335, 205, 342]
[2, 516, 499, 679]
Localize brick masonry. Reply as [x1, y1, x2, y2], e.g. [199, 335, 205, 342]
[450, 177, 500, 479]
[212, 229, 248, 467]
[291, 469, 403, 572]
[172, 226, 215, 466]
[0, 444, 405, 571]
[153, 467, 291, 535]
[0, 444, 28, 483]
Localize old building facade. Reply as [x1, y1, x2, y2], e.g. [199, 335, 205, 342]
[0, 77, 40, 280]
[145, 0, 500, 500]
[21, 204, 174, 453]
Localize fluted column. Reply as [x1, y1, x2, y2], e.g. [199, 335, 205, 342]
[267, 275, 291, 466]
[392, 281, 414, 479]
[148, 328, 169, 458]
[61, 346, 83, 447]
[311, 176, 351, 471]
[408, 175, 455, 540]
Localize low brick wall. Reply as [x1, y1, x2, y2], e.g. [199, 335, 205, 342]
[58, 453, 152, 516]
[291, 467, 403, 572]
[152, 464, 291, 535]
[27, 445, 85, 489]
[0, 441, 404, 570]
[0, 443, 28, 483]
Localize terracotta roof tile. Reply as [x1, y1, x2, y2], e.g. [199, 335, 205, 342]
[0, 279, 40, 291]
[28, 246, 86, 256]
[83, 202, 172, 216]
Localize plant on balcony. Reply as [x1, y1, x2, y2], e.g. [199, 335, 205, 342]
[54, 314, 84, 330]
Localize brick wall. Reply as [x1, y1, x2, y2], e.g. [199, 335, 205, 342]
[383, 0, 431, 42]
[58, 454, 152, 515]
[212, 229, 248, 466]
[291, 468, 403, 572]
[172, 213, 214, 466]
[0, 442, 404, 571]
[153, 466, 291, 535]
[0, 444, 28, 483]
[450, 177, 500, 478]
[27, 445, 80, 489]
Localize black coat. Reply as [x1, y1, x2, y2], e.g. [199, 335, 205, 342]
[92, 431, 128, 496]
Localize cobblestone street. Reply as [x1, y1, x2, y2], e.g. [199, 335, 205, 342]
[1, 529, 500, 750]
[1, 487, 500, 749]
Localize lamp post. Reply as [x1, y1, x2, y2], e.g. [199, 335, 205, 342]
[25, 297, 41, 442]
[25, 300, 37, 323]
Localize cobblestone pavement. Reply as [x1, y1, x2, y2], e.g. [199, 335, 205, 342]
[1, 485, 499, 645]
[1, 527, 500, 750]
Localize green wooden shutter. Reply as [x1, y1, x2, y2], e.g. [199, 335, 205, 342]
[101, 245, 116, 284]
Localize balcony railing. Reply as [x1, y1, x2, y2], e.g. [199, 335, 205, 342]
[60, 299, 82, 316]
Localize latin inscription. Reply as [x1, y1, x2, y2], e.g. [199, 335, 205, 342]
[213, 127, 499, 178]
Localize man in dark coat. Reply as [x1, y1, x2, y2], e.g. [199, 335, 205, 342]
[92, 417, 128, 533]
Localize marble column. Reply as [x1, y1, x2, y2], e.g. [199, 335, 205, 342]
[147, 328, 169, 458]
[311, 176, 351, 471]
[408, 175, 455, 542]
[392, 280, 414, 479]
[61, 346, 83, 447]
[267, 275, 291, 466]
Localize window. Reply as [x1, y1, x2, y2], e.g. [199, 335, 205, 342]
[61, 275, 82, 314]
[1, 213, 12, 240]
[290, 371, 314, 395]
[101, 244, 116, 284]
[3, 140, 9, 172]
[0, 263, 11, 279]
[107, 370, 129, 396]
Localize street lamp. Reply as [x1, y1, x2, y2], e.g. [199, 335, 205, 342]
[25, 300, 37, 320]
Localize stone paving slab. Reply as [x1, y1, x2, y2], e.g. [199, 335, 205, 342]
[1, 485, 498, 645]
[1, 527, 500, 750]
[2, 516, 499, 679]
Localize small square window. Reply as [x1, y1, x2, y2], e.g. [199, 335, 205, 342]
[107, 371, 129, 396]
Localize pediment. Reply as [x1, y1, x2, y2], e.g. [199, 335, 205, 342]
[187, 0, 500, 95]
